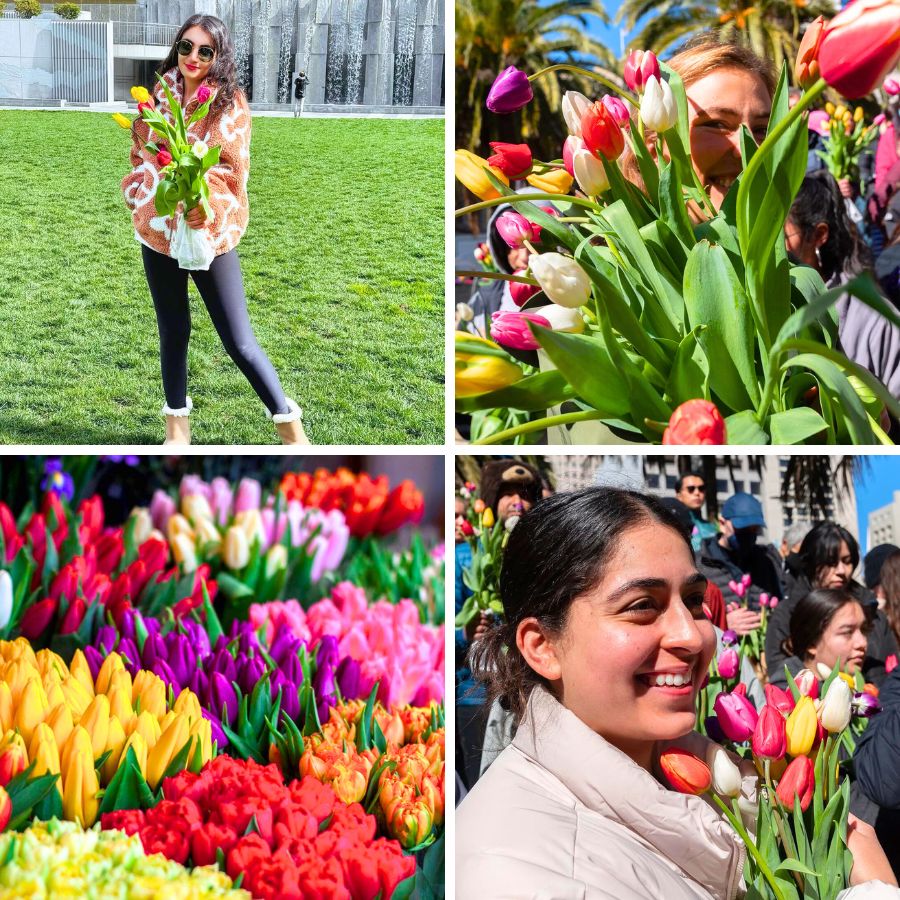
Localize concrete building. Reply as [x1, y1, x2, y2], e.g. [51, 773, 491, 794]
[868, 490, 900, 549]
[0, 0, 444, 109]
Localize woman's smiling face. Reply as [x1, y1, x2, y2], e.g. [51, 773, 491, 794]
[177, 25, 216, 85]
[519, 521, 716, 766]
[686, 67, 772, 210]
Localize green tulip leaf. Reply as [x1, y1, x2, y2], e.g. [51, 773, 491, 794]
[724, 411, 769, 445]
[665, 325, 709, 405]
[768, 408, 829, 445]
[455, 370, 575, 413]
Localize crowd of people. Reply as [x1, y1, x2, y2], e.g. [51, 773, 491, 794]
[455, 462, 900, 896]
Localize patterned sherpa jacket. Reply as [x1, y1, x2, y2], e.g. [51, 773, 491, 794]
[121, 68, 251, 259]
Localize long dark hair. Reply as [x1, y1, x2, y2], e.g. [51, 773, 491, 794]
[470, 487, 695, 722]
[798, 521, 860, 588]
[788, 170, 873, 282]
[785, 588, 866, 661]
[157, 15, 240, 116]
[878, 550, 900, 647]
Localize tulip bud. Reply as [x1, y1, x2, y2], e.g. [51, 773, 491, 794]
[454, 149, 510, 201]
[717, 648, 739, 680]
[601, 94, 631, 127]
[170, 534, 198, 573]
[581, 100, 626, 160]
[496, 211, 537, 250]
[128, 710, 162, 750]
[623, 49, 661, 93]
[482, 508, 495, 529]
[525, 167, 574, 195]
[794, 668, 819, 699]
[486, 142, 533, 179]
[80, 694, 110, 759]
[473, 500, 485, 515]
[69, 650, 95, 697]
[16, 677, 49, 747]
[752, 705, 787, 760]
[95, 653, 125, 696]
[764, 684, 795, 715]
[529, 252, 592, 308]
[713, 690, 758, 742]
[102, 716, 127, 783]
[705, 744, 743, 798]
[486, 66, 534, 114]
[188, 716, 212, 767]
[120, 732, 149, 777]
[662, 400, 726, 445]
[194, 516, 221, 551]
[61, 726, 100, 827]
[562, 90, 592, 135]
[785, 695, 818, 756]
[795, 16, 825, 90]
[132, 671, 167, 721]
[223, 526, 250, 571]
[776, 755, 815, 812]
[129, 507, 153, 545]
[46, 703, 74, 750]
[264, 544, 287, 579]
[182, 494, 214, 526]
[818, 677, 852, 733]
[0, 741, 26, 787]
[535, 303, 586, 335]
[572, 147, 611, 196]
[29, 722, 61, 791]
[659, 747, 711, 795]
[60, 676, 91, 719]
[146, 714, 190, 789]
[640, 76, 678, 132]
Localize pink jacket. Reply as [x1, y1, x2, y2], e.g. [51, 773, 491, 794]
[121, 68, 251, 259]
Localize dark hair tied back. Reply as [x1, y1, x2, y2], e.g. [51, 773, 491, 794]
[470, 487, 694, 722]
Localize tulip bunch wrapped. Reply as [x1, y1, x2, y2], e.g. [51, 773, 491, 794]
[815, 96, 879, 183]
[455, 4, 900, 445]
[692, 668, 883, 899]
[454, 496, 510, 627]
[113, 82, 222, 269]
[101, 758, 417, 900]
[0, 818, 249, 896]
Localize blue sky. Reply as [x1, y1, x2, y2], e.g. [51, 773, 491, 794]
[854, 456, 900, 554]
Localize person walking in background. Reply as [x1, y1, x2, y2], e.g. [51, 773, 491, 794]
[122, 15, 308, 445]
[674, 471, 718, 551]
[293, 71, 309, 117]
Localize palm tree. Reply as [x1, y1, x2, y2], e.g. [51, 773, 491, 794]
[616, 0, 836, 75]
[456, 0, 617, 161]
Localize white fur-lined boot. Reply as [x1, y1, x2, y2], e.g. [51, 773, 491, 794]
[162, 397, 192, 445]
[267, 398, 309, 445]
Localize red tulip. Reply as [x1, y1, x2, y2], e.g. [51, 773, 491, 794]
[795, 17, 826, 90]
[751, 705, 787, 760]
[78, 496, 104, 546]
[662, 400, 726, 445]
[764, 684, 795, 715]
[581, 101, 625, 161]
[0, 745, 26, 787]
[818, 0, 900, 99]
[95, 533, 124, 576]
[155, 149, 172, 167]
[375, 481, 425, 535]
[0, 503, 17, 550]
[714, 690, 759, 742]
[19, 597, 57, 640]
[487, 142, 533, 179]
[776, 755, 815, 812]
[623, 50, 661, 93]
[659, 747, 711, 795]
[509, 268, 541, 307]
[25, 513, 47, 572]
[49, 563, 79, 604]
[0, 786, 11, 831]
[59, 596, 87, 635]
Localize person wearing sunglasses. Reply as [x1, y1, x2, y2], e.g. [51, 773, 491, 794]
[121, 14, 307, 445]
[673, 471, 717, 552]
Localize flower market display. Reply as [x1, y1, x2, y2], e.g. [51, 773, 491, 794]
[0, 462, 445, 899]
[455, 4, 900, 445]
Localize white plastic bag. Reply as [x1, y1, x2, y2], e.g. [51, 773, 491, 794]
[169, 214, 215, 271]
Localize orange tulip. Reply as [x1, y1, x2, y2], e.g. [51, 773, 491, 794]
[659, 747, 711, 795]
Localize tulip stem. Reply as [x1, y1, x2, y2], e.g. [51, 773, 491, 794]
[713, 794, 788, 900]
[456, 270, 539, 286]
[764, 761, 805, 893]
[456, 193, 602, 217]
[528, 64, 639, 107]
[472, 410, 604, 445]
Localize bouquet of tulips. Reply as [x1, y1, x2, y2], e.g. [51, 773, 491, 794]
[696, 629, 743, 735]
[114, 82, 221, 269]
[454, 3, 900, 445]
[669, 667, 883, 899]
[816, 98, 880, 184]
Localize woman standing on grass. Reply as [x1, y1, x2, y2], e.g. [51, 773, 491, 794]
[122, 14, 307, 445]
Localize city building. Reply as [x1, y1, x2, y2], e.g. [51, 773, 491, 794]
[868, 490, 900, 549]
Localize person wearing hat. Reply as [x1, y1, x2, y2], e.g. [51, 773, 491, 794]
[698, 492, 783, 635]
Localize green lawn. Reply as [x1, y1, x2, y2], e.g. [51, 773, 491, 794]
[0, 112, 444, 445]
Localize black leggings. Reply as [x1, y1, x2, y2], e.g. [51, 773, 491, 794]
[141, 244, 289, 415]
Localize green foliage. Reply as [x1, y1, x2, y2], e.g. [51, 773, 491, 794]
[53, 2, 80, 18]
[0, 112, 443, 444]
[14, 0, 40, 17]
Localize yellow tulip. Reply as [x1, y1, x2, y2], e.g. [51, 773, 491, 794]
[69, 651, 95, 697]
[0, 730, 26, 757]
[5, 660, 35, 706]
[455, 149, 510, 201]
[79, 694, 110, 759]
[785, 695, 817, 756]
[146, 715, 190, 790]
[834, 104, 847, 120]
[95, 653, 125, 696]
[46, 703, 74, 749]
[171, 534, 198, 573]
[526, 168, 575, 195]
[35, 649, 67, 682]
[130, 85, 151, 103]
[129, 507, 154, 545]
[182, 494, 214, 526]
[132, 672, 166, 721]
[158, 710, 177, 733]
[0, 682, 12, 733]
[127, 710, 161, 750]
[223, 526, 250, 570]
[45, 680, 65, 712]
[482, 508, 496, 528]
[102, 716, 127, 783]
[264, 544, 287, 579]
[173, 689, 202, 724]
[28, 723, 61, 793]
[107, 667, 133, 700]
[194, 516, 221, 551]
[120, 732, 148, 777]
[825, 101, 835, 115]
[455, 344, 523, 398]
[60, 676, 91, 718]
[16, 677, 49, 746]
[188, 716, 212, 767]
[167, 514, 195, 543]
[108, 684, 133, 727]
[111, 113, 132, 129]
[854, 106, 864, 122]
[61, 727, 99, 827]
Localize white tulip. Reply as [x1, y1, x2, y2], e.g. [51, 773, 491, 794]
[819, 677, 852, 733]
[192, 139, 210, 159]
[705, 744, 742, 798]
[456, 302, 474, 323]
[0, 571, 11, 630]
[572, 148, 610, 197]
[529, 253, 592, 308]
[562, 90, 592, 136]
[640, 75, 678, 133]
[537, 303, 585, 334]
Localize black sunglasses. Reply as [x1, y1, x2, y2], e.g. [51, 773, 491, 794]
[176, 38, 215, 62]
[683, 485, 706, 493]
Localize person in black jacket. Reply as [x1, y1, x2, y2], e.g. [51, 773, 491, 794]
[293, 71, 309, 117]
[766, 523, 899, 687]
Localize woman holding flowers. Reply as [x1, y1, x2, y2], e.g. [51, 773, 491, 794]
[456, 487, 896, 898]
[122, 15, 307, 446]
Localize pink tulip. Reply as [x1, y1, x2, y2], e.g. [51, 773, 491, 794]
[623, 49, 661, 93]
[180, 474, 211, 502]
[491, 311, 552, 351]
[765, 683, 795, 715]
[885, 75, 900, 94]
[209, 477, 234, 526]
[563, 134, 582, 177]
[769, 597, 779, 609]
[149, 490, 176, 533]
[741, 573, 752, 587]
[714, 690, 759, 742]
[717, 648, 739, 679]
[496, 211, 536, 250]
[601, 94, 631, 127]
[196, 84, 212, 105]
[233, 478, 262, 514]
[759, 592, 770, 608]
[795, 668, 820, 699]
[874, 112, 888, 125]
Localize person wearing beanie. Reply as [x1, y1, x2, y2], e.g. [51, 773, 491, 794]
[479, 460, 542, 522]
[865, 544, 900, 592]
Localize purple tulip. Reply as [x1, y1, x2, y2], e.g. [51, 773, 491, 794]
[166, 637, 197, 687]
[150, 489, 176, 533]
[117, 638, 141, 675]
[704, 715, 727, 743]
[238, 655, 267, 695]
[270, 626, 302, 666]
[141, 632, 167, 670]
[209, 671, 239, 725]
[486, 66, 534, 114]
[152, 658, 181, 692]
[179, 620, 211, 658]
[717, 648, 740, 680]
[120, 610, 137, 643]
[211, 653, 237, 685]
[722, 629, 738, 647]
[84, 646, 104, 681]
[281, 652, 304, 687]
[234, 478, 262, 515]
[336, 657, 360, 699]
[190, 668, 209, 703]
[203, 708, 228, 749]
[316, 635, 340, 669]
[95, 625, 119, 655]
[272, 673, 300, 722]
[313, 663, 336, 724]
[852, 691, 882, 718]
